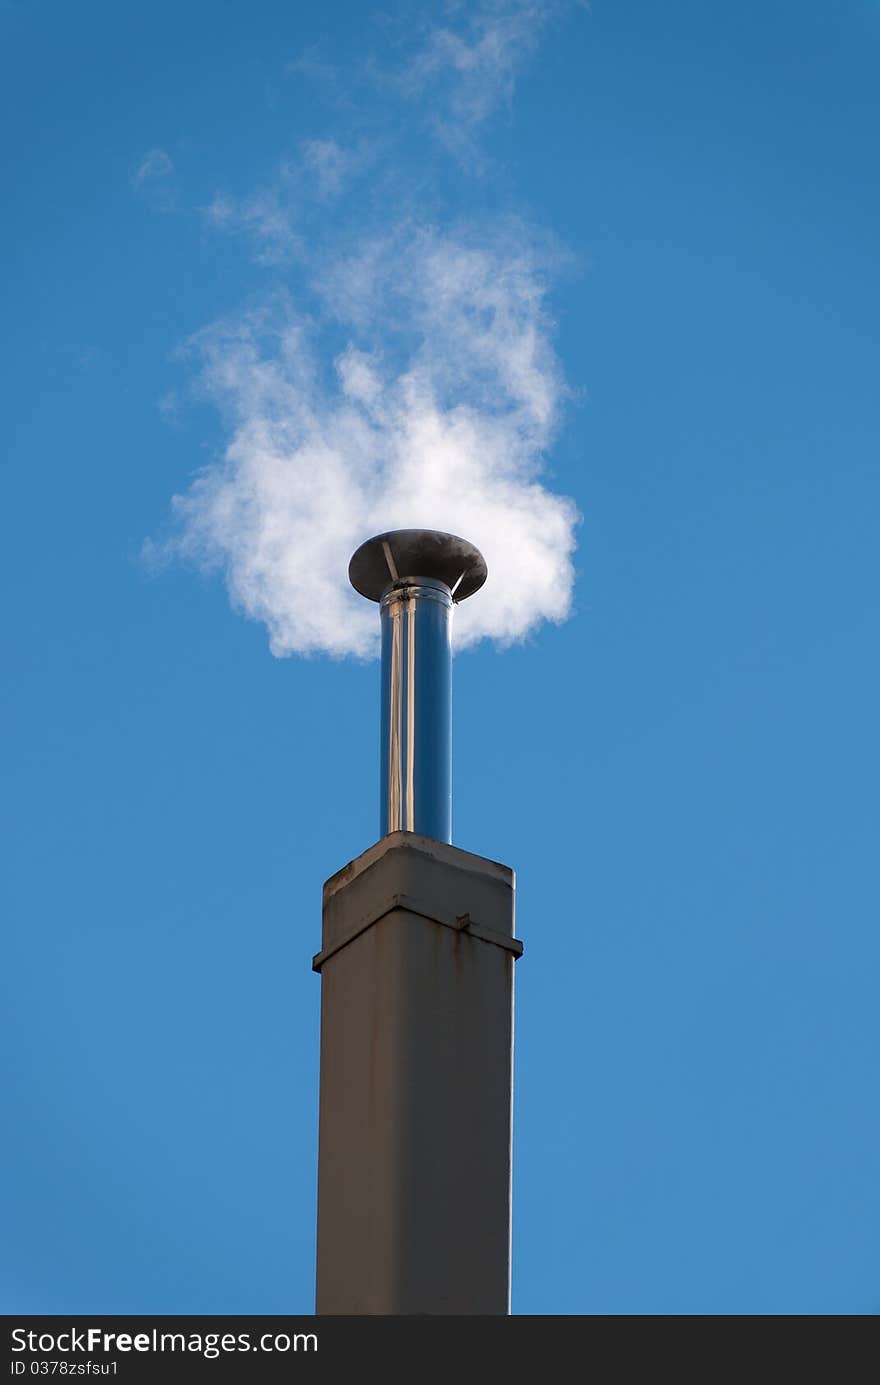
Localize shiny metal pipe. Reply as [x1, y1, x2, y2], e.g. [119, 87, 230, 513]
[380, 578, 453, 842]
[348, 529, 488, 845]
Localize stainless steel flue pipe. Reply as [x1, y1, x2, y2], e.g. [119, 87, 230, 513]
[348, 529, 487, 843]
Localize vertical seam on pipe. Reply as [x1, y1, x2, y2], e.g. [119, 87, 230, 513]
[447, 600, 453, 844]
[389, 603, 402, 833]
[405, 594, 416, 832]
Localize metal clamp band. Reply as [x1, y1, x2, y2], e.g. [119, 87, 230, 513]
[312, 893, 524, 972]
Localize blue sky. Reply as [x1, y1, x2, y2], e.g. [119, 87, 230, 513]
[3, 0, 879, 1314]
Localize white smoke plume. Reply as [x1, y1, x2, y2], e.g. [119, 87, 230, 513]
[155, 3, 582, 660]
[164, 222, 578, 658]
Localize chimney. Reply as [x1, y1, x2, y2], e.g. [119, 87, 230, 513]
[348, 529, 487, 843]
[313, 529, 522, 1315]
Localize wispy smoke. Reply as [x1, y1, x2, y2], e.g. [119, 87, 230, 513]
[403, 0, 572, 160]
[203, 188, 301, 265]
[132, 147, 173, 188]
[154, 2, 581, 660]
[132, 147, 176, 213]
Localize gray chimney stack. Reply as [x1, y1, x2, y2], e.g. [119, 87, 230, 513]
[313, 529, 521, 1315]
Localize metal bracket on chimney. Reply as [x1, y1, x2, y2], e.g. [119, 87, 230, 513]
[312, 893, 523, 973]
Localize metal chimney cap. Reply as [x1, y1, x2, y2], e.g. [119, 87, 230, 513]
[349, 529, 488, 603]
